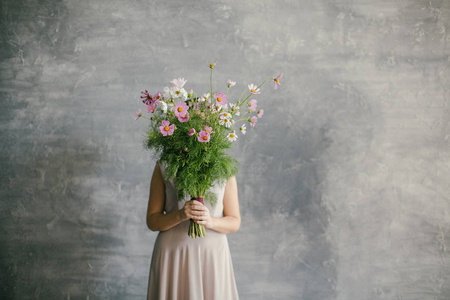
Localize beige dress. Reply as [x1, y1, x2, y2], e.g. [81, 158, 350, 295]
[147, 164, 239, 300]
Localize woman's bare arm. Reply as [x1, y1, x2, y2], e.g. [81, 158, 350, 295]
[146, 163, 209, 232]
[146, 164, 184, 231]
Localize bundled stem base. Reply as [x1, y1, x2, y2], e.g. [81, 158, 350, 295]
[188, 197, 206, 238]
[188, 220, 206, 238]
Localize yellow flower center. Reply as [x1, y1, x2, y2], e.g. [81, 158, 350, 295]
[230, 134, 235, 138]
[164, 126, 170, 131]
[206, 130, 211, 133]
[178, 107, 183, 112]
[203, 135, 208, 140]
[251, 89, 255, 93]
[210, 63, 214, 68]
[275, 78, 279, 83]
[176, 91, 180, 95]
[224, 119, 228, 122]
[217, 97, 222, 102]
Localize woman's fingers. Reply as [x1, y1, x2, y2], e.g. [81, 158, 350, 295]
[184, 200, 207, 219]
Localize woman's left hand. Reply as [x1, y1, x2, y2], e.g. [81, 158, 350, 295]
[195, 204, 214, 229]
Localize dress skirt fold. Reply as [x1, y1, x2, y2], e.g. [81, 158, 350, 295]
[147, 164, 239, 300]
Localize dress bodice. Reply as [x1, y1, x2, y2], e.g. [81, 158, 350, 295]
[158, 163, 226, 218]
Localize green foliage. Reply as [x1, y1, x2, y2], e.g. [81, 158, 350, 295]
[146, 108, 238, 204]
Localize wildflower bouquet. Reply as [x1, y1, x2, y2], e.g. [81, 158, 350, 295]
[136, 63, 282, 238]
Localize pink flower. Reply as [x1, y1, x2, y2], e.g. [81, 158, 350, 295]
[171, 78, 187, 88]
[174, 102, 189, 117]
[248, 84, 260, 94]
[198, 131, 210, 142]
[274, 73, 283, 90]
[257, 109, 264, 118]
[159, 120, 175, 136]
[147, 101, 158, 113]
[177, 111, 190, 123]
[248, 99, 257, 111]
[204, 126, 214, 134]
[249, 116, 257, 127]
[153, 92, 162, 101]
[188, 128, 196, 136]
[227, 79, 236, 88]
[141, 90, 153, 105]
[134, 108, 142, 120]
[214, 92, 227, 106]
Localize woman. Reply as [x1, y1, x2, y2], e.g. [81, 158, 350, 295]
[146, 162, 240, 300]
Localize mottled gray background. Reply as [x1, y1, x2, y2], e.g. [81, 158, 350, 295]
[1, 0, 449, 299]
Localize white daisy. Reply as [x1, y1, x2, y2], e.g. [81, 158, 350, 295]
[240, 124, 246, 134]
[227, 131, 238, 142]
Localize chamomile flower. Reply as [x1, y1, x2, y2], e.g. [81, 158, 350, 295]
[227, 131, 238, 142]
[200, 93, 211, 102]
[219, 117, 232, 128]
[170, 86, 188, 100]
[248, 83, 260, 94]
[240, 124, 247, 134]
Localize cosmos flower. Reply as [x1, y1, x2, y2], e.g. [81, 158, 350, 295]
[227, 79, 236, 88]
[249, 116, 257, 127]
[174, 102, 189, 118]
[198, 130, 210, 142]
[214, 92, 227, 106]
[274, 73, 283, 90]
[171, 78, 187, 88]
[141, 90, 153, 105]
[159, 120, 175, 136]
[248, 99, 257, 111]
[177, 111, 190, 123]
[204, 126, 213, 134]
[188, 128, 196, 136]
[257, 109, 264, 118]
[248, 83, 260, 94]
[135, 108, 142, 120]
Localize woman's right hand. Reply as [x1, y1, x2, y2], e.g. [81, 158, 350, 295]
[181, 200, 205, 221]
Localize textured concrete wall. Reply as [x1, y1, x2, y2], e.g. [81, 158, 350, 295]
[1, 0, 450, 299]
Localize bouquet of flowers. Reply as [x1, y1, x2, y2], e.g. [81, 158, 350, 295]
[135, 62, 282, 238]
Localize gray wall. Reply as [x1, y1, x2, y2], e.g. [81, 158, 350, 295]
[1, 0, 449, 299]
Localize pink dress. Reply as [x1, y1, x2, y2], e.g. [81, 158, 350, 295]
[147, 164, 239, 300]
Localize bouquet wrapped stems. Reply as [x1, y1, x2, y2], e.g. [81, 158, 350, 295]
[188, 197, 206, 238]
